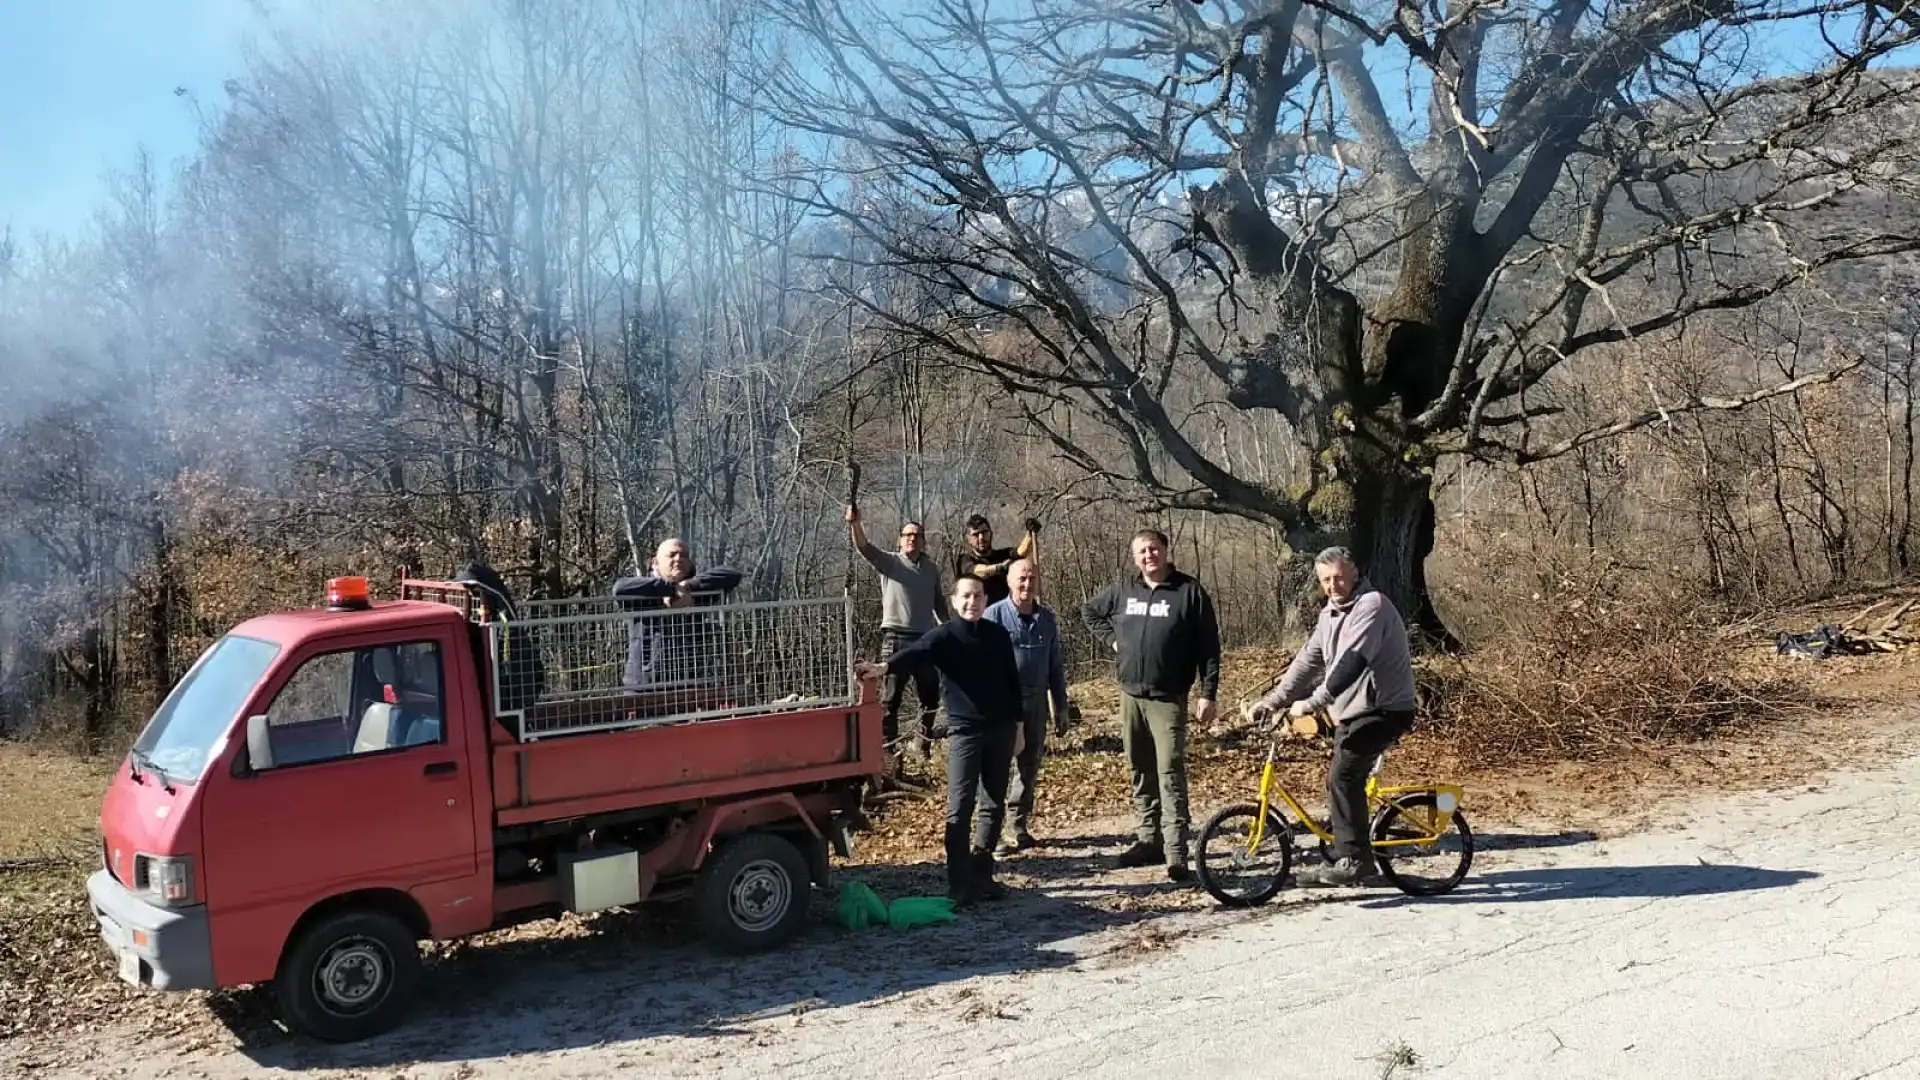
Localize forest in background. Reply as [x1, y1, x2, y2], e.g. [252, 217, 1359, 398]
[5, 0, 1920, 748]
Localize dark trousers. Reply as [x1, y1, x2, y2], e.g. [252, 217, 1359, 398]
[1328, 710, 1416, 862]
[948, 723, 1017, 887]
[1003, 691, 1049, 833]
[879, 629, 939, 747]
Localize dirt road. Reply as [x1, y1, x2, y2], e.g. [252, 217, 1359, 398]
[11, 744, 1920, 1080]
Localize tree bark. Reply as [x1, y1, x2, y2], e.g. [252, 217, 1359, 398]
[144, 516, 173, 694]
[1342, 449, 1458, 651]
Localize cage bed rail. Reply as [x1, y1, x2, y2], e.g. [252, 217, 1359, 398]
[402, 579, 858, 740]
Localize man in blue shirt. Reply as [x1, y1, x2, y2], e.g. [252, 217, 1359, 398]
[984, 558, 1070, 854]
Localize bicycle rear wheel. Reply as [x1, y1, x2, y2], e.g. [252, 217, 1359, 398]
[1194, 802, 1294, 908]
[1370, 792, 1474, 896]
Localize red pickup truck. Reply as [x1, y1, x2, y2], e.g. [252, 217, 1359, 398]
[86, 573, 881, 1042]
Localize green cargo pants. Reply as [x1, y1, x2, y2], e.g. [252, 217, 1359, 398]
[1121, 692, 1190, 864]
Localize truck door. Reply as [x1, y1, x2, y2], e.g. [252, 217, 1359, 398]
[202, 625, 484, 959]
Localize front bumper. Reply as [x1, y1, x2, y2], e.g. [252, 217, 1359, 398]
[85, 869, 215, 991]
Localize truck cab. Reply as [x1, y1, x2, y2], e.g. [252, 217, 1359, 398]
[88, 574, 880, 1042]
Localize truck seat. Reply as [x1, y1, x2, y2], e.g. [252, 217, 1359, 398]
[353, 702, 399, 753]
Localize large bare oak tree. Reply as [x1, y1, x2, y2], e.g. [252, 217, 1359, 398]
[761, 0, 1920, 640]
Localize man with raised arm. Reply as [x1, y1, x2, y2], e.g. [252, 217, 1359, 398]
[611, 538, 744, 690]
[1082, 528, 1221, 883]
[847, 503, 944, 763]
[1249, 546, 1418, 888]
[953, 514, 1040, 606]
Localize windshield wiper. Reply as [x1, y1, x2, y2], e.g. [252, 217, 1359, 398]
[129, 749, 176, 794]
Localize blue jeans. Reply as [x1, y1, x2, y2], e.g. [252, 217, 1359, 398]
[1002, 691, 1050, 833]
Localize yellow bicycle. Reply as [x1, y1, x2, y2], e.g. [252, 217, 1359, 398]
[1194, 715, 1473, 905]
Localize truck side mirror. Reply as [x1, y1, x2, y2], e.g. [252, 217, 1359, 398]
[245, 714, 275, 773]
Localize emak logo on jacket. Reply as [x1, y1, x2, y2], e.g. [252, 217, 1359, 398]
[1125, 598, 1172, 617]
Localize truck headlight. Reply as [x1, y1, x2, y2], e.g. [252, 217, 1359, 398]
[134, 853, 195, 906]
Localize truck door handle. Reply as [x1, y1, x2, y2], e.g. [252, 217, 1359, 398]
[423, 761, 458, 777]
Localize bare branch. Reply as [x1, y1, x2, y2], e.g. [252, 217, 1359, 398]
[1463, 357, 1865, 465]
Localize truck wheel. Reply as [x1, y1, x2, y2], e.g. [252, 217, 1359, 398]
[695, 832, 812, 954]
[274, 908, 421, 1043]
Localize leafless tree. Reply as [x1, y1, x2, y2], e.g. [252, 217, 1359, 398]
[757, 0, 1920, 640]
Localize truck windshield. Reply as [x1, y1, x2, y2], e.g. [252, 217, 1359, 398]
[131, 634, 282, 785]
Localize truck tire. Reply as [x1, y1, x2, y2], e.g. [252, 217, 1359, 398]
[274, 908, 421, 1043]
[695, 831, 812, 954]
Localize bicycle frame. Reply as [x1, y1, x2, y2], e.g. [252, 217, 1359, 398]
[1245, 736, 1463, 853]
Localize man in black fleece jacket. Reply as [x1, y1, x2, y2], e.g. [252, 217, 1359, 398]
[858, 576, 1021, 905]
[1082, 529, 1221, 881]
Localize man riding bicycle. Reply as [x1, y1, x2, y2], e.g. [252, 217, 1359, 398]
[1249, 547, 1418, 887]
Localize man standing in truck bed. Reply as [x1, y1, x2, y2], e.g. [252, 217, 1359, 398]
[612, 539, 744, 690]
[1082, 529, 1221, 883]
[953, 514, 1040, 606]
[847, 503, 944, 764]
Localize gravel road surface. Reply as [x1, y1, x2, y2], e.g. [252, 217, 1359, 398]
[11, 749, 1918, 1080]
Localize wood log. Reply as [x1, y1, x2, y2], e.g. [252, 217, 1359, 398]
[1843, 599, 1890, 631]
[1877, 597, 1917, 632]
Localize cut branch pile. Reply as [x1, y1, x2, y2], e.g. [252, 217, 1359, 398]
[1833, 597, 1918, 653]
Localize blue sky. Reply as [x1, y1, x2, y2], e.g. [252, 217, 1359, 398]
[0, 1, 270, 241]
[0, 2, 1904, 245]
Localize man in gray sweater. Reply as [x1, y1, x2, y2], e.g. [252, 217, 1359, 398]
[847, 503, 944, 764]
[1251, 546, 1417, 887]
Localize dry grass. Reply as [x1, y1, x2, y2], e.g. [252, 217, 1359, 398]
[0, 748, 156, 1042]
[0, 748, 111, 861]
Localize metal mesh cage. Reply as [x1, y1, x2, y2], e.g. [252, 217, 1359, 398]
[491, 596, 856, 740]
[398, 581, 482, 619]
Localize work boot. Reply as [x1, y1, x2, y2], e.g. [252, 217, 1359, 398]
[998, 827, 1036, 856]
[946, 856, 975, 907]
[1111, 840, 1164, 869]
[1166, 857, 1193, 885]
[970, 848, 1007, 901]
[1296, 856, 1382, 888]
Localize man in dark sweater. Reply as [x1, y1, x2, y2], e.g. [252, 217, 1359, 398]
[1082, 529, 1221, 882]
[611, 539, 744, 690]
[857, 576, 1021, 905]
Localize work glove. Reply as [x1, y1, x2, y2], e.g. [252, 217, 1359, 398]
[1023, 517, 1043, 536]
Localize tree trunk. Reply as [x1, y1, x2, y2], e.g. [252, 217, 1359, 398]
[145, 515, 174, 696]
[1347, 460, 1458, 651]
[1901, 341, 1915, 573]
[1296, 427, 1458, 651]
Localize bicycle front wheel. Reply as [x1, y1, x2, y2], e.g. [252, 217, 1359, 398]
[1194, 802, 1294, 908]
[1371, 792, 1474, 896]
